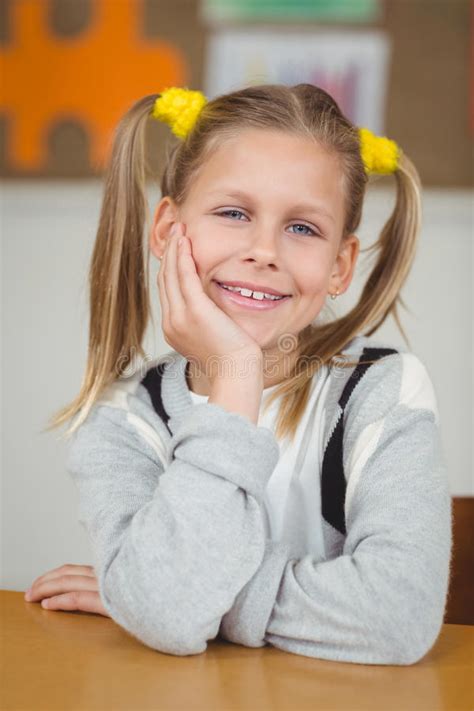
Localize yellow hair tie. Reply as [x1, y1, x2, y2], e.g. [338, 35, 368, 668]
[151, 87, 208, 140]
[358, 127, 399, 175]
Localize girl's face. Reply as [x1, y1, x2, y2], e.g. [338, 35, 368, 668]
[152, 128, 359, 356]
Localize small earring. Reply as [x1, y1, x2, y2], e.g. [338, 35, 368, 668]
[330, 288, 340, 300]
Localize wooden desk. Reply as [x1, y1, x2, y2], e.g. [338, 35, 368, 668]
[2, 590, 473, 710]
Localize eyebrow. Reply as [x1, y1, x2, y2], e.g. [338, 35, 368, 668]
[206, 188, 335, 223]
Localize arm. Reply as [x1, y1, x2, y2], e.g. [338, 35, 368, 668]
[218, 354, 453, 665]
[67, 374, 279, 656]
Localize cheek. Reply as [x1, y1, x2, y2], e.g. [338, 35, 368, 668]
[182, 220, 222, 280]
[295, 261, 330, 296]
[185, 216, 230, 259]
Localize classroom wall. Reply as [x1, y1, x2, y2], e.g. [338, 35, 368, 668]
[1, 180, 472, 591]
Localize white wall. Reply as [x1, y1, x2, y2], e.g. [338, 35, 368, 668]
[1, 180, 472, 591]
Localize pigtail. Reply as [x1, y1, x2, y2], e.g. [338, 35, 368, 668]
[43, 95, 159, 438]
[358, 151, 422, 342]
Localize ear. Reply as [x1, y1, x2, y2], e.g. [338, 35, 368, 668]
[149, 196, 179, 261]
[328, 233, 360, 296]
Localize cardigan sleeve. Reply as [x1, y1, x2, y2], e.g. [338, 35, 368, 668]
[218, 354, 453, 665]
[67, 400, 280, 656]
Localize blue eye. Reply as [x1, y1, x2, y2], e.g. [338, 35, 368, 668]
[215, 210, 319, 238]
[289, 223, 316, 237]
[217, 209, 247, 220]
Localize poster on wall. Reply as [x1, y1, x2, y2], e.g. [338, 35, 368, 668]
[201, 0, 381, 24]
[204, 29, 391, 134]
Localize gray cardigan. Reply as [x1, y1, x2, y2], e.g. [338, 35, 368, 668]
[66, 334, 452, 664]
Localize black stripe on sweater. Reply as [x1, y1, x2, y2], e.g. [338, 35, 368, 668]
[141, 361, 172, 436]
[321, 347, 398, 536]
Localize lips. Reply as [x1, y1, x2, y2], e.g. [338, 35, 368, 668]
[213, 280, 291, 311]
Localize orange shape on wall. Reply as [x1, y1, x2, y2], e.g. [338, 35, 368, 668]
[0, 0, 187, 171]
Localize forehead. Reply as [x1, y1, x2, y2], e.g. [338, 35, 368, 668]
[189, 128, 346, 211]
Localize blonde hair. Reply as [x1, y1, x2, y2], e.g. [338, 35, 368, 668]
[44, 83, 421, 442]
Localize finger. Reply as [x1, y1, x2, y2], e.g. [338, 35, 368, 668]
[28, 564, 96, 589]
[176, 230, 206, 304]
[41, 591, 109, 617]
[163, 221, 186, 314]
[157, 270, 170, 328]
[25, 574, 99, 602]
[157, 224, 176, 325]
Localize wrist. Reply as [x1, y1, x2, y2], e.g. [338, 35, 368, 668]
[208, 350, 263, 387]
[208, 361, 264, 426]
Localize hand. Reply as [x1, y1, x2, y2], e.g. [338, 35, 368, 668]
[24, 564, 110, 617]
[158, 222, 263, 382]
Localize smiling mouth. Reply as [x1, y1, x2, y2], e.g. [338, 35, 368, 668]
[213, 280, 292, 311]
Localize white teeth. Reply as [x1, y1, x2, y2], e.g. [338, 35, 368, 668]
[220, 283, 284, 300]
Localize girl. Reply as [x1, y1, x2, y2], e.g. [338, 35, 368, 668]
[25, 84, 452, 665]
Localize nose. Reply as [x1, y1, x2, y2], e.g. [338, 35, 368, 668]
[242, 226, 280, 267]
